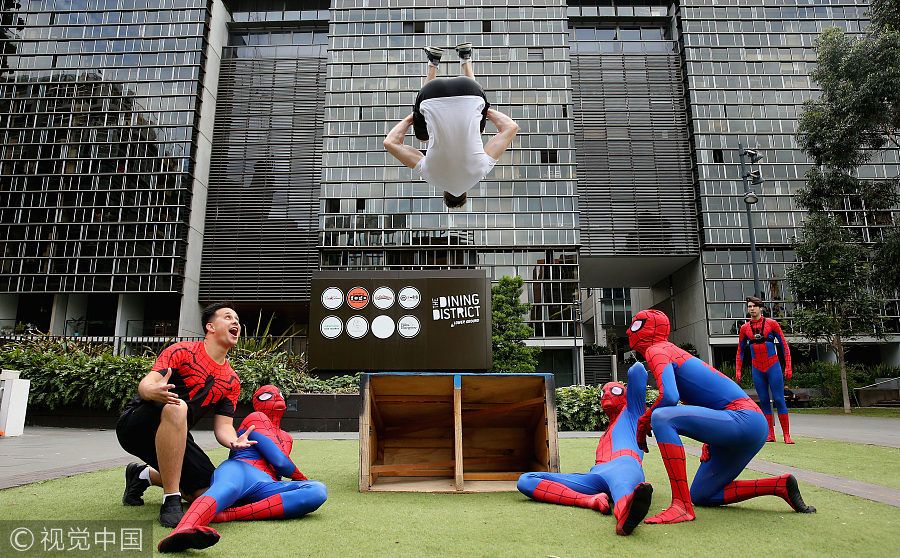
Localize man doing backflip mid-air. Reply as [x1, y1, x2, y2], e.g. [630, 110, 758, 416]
[736, 295, 795, 443]
[158, 385, 327, 553]
[517, 363, 653, 536]
[627, 309, 815, 525]
[383, 43, 518, 208]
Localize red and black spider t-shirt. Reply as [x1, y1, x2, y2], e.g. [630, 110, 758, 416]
[126, 341, 240, 428]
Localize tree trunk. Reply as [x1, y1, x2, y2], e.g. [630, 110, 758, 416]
[835, 333, 851, 414]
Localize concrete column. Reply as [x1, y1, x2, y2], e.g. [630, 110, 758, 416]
[115, 293, 146, 337]
[880, 343, 900, 367]
[0, 294, 18, 333]
[179, 0, 231, 337]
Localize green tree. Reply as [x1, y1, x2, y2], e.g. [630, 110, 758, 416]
[786, 214, 885, 413]
[490, 275, 541, 373]
[792, 3, 900, 413]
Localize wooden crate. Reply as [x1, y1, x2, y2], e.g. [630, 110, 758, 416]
[359, 373, 559, 493]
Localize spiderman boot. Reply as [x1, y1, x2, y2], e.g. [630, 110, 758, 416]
[721, 474, 815, 513]
[645, 443, 695, 524]
[158, 495, 221, 553]
[765, 414, 776, 442]
[779, 414, 795, 444]
[613, 483, 653, 536]
[213, 493, 288, 522]
[528, 480, 610, 514]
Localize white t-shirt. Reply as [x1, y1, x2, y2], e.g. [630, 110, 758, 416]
[413, 95, 498, 196]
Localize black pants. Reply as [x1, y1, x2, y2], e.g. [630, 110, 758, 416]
[413, 76, 490, 141]
[116, 401, 216, 496]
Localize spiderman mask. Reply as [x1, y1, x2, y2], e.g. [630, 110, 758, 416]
[600, 382, 627, 420]
[627, 309, 671, 355]
[253, 385, 286, 425]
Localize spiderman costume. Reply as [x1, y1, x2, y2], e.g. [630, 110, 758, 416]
[736, 308, 794, 443]
[517, 363, 652, 536]
[628, 309, 815, 525]
[159, 385, 327, 553]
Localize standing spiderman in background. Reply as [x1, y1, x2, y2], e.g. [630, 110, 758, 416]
[736, 296, 795, 443]
[158, 385, 327, 553]
[517, 363, 653, 536]
[383, 43, 518, 208]
[628, 309, 815, 525]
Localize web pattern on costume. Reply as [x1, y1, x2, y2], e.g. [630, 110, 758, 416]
[151, 341, 240, 423]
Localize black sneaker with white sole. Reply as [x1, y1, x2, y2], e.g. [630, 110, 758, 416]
[455, 42, 473, 60]
[423, 46, 443, 64]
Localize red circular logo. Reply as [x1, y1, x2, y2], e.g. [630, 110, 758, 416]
[347, 286, 369, 310]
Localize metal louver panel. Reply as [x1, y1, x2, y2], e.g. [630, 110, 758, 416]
[573, 52, 699, 256]
[201, 57, 325, 301]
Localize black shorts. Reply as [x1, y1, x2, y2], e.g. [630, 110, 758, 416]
[413, 76, 490, 141]
[116, 401, 215, 495]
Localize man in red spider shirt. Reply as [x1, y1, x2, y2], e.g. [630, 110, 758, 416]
[117, 301, 256, 528]
[627, 309, 815, 525]
[736, 296, 795, 443]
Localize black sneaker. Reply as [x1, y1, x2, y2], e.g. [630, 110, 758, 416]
[455, 42, 473, 60]
[122, 462, 150, 506]
[159, 494, 184, 528]
[423, 46, 443, 64]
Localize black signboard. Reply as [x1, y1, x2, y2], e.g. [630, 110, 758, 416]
[309, 270, 492, 371]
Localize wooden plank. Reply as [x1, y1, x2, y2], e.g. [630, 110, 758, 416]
[383, 438, 454, 448]
[544, 375, 560, 473]
[463, 472, 522, 481]
[378, 469, 455, 477]
[358, 375, 372, 492]
[374, 395, 453, 404]
[372, 456, 522, 474]
[454, 375, 463, 491]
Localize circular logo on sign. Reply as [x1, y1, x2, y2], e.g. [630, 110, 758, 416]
[371, 315, 395, 339]
[398, 286, 421, 309]
[346, 315, 369, 339]
[321, 286, 343, 310]
[320, 316, 343, 339]
[372, 286, 395, 310]
[397, 315, 421, 338]
[347, 286, 369, 310]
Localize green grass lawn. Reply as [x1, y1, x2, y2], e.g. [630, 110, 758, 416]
[2, 438, 898, 557]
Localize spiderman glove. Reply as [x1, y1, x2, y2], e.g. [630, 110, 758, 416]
[636, 413, 652, 453]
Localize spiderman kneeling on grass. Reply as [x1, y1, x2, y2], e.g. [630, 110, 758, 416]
[159, 385, 327, 553]
[517, 362, 653, 536]
[627, 309, 816, 525]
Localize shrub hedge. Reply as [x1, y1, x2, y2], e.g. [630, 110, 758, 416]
[3, 338, 896, 425]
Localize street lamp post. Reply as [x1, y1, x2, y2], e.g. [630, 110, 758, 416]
[738, 142, 764, 299]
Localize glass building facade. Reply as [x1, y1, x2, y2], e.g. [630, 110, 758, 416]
[1, 0, 898, 372]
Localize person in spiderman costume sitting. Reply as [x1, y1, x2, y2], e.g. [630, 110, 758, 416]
[736, 296, 795, 443]
[158, 385, 328, 553]
[517, 363, 653, 536]
[627, 309, 816, 525]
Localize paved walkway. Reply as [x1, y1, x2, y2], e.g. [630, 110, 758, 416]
[1, 414, 898, 508]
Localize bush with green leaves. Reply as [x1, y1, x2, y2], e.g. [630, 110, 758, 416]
[555, 384, 659, 431]
[0, 337, 359, 411]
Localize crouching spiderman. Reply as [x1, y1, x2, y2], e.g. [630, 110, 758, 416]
[627, 309, 815, 525]
[517, 362, 653, 536]
[159, 385, 327, 553]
